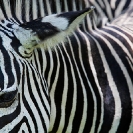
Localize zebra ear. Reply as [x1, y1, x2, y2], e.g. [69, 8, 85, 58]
[13, 7, 94, 57]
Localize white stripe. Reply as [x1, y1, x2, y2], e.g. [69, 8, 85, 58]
[89, 0, 106, 19]
[64, 0, 68, 12]
[41, 52, 47, 75]
[80, 30, 104, 132]
[30, 59, 50, 112]
[55, 0, 61, 13]
[0, 111, 23, 133]
[47, 48, 54, 88]
[49, 48, 60, 132]
[103, 0, 113, 20]
[102, 26, 133, 63]
[28, 63, 50, 129]
[79, 0, 83, 10]
[84, 0, 96, 31]
[56, 44, 68, 133]
[93, 30, 122, 133]
[66, 33, 88, 133]
[3, 0, 12, 18]
[72, 0, 76, 11]
[38, 0, 45, 17]
[115, 0, 126, 17]
[0, 107, 35, 133]
[9, 52, 18, 88]
[15, 0, 23, 22]
[0, 64, 34, 133]
[45, 0, 52, 15]
[0, 8, 5, 20]
[0, 51, 8, 91]
[62, 39, 77, 133]
[32, 0, 37, 19]
[98, 0, 105, 8]
[20, 62, 36, 133]
[126, 57, 133, 133]
[33, 49, 42, 75]
[63, 38, 77, 133]
[18, 123, 29, 133]
[109, 25, 133, 52]
[24, 63, 44, 131]
[111, 0, 117, 9]
[74, 30, 100, 132]
[25, 0, 30, 21]
[126, 57, 133, 72]
[17, 57, 36, 133]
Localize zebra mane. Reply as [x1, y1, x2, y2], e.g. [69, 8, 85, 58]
[0, 0, 99, 31]
[0, 0, 20, 22]
[0, 0, 132, 31]
[0, 0, 36, 23]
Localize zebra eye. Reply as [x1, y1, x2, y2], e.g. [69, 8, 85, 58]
[0, 90, 17, 108]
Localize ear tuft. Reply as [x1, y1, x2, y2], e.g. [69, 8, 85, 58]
[13, 7, 95, 57]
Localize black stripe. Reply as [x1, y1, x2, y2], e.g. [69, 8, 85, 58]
[99, 29, 132, 132]
[9, 116, 32, 133]
[0, 27, 13, 38]
[30, 63, 50, 119]
[50, 47, 65, 132]
[123, 0, 131, 10]
[59, 44, 75, 133]
[21, 63, 38, 133]
[0, 37, 15, 89]
[11, 53, 21, 85]
[49, 49, 58, 90]
[103, 26, 133, 57]
[21, 0, 27, 23]
[0, 0, 8, 19]
[25, 63, 48, 132]
[44, 50, 51, 82]
[90, 32, 115, 132]
[67, 34, 93, 132]
[94, 29, 132, 132]
[102, 27, 133, 84]
[0, 94, 21, 129]
[81, 33, 102, 133]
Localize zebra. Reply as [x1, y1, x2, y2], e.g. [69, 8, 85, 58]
[0, 0, 132, 27]
[0, 3, 94, 133]
[0, 0, 133, 133]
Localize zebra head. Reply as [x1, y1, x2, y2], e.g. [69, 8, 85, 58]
[0, 7, 94, 132]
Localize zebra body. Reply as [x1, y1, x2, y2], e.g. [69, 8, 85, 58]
[0, 0, 132, 133]
[47, 21, 133, 133]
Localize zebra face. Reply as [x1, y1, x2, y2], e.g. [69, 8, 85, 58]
[12, 7, 94, 57]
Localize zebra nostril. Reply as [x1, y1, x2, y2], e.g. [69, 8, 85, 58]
[0, 90, 18, 108]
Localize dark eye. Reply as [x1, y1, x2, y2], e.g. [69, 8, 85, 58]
[0, 90, 17, 108]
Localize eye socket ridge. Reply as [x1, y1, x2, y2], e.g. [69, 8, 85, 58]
[0, 90, 17, 108]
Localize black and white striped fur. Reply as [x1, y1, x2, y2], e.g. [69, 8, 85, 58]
[0, 0, 133, 133]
